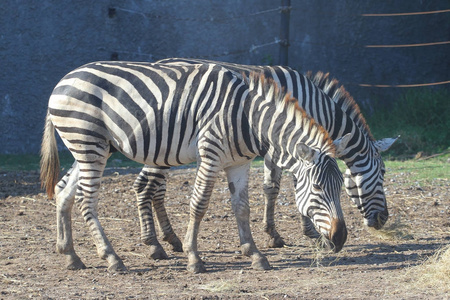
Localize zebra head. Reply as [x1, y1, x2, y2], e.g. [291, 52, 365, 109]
[341, 136, 399, 229]
[293, 142, 347, 253]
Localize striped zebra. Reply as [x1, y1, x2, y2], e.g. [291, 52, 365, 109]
[40, 61, 348, 273]
[132, 58, 398, 255]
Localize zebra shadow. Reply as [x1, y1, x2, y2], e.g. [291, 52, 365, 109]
[266, 238, 448, 271]
[124, 238, 446, 274]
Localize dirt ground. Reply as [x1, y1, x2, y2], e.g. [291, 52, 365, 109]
[1, 165, 449, 299]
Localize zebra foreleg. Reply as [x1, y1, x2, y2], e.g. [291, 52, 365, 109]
[55, 162, 86, 270]
[226, 163, 271, 271]
[301, 215, 321, 239]
[262, 161, 285, 248]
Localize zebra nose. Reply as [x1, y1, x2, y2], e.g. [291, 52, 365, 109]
[328, 218, 347, 253]
[373, 207, 389, 230]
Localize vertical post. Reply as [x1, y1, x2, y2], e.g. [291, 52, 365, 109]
[278, 0, 291, 66]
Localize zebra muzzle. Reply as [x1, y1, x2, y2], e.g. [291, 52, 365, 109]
[328, 218, 347, 253]
[374, 208, 389, 229]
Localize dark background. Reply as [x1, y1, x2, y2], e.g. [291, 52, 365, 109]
[1, 0, 449, 154]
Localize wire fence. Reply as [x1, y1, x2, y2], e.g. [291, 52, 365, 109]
[108, 5, 450, 88]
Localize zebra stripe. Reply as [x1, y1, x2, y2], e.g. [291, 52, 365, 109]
[132, 58, 397, 250]
[40, 61, 346, 272]
[159, 59, 397, 225]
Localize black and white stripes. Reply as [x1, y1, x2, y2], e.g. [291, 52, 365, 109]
[130, 58, 397, 249]
[41, 61, 346, 272]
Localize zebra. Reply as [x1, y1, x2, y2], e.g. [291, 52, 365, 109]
[131, 58, 398, 255]
[40, 61, 348, 273]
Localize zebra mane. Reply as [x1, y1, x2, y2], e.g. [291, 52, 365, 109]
[248, 72, 336, 156]
[306, 71, 375, 141]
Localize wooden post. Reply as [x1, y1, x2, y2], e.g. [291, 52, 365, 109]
[279, 0, 291, 66]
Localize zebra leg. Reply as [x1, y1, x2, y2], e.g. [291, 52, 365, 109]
[183, 162, 219, 273]
[74, 153, 126, 272]
[292, 171, 321, 240]
[301, 215, 321, 239]
[152, 182, 183, 252]
[262, 159, 285, 248]
[226, 163, 271, 271]
[55, 162, 86, 270]
[133, 167, 169, 259]
[138, 166, 183, 252]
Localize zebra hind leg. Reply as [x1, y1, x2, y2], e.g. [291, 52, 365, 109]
[226, 163, 271, 271]
[137, 166, 183, 252]
[55, 162, 86, 270]
[262, 161, 285, 248]
[152, 182, 183, 252]
[134, 168, 167, 259]
[73, 149, 127, 272]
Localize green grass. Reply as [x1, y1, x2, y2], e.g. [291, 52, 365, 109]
[384, 152, 449, 184]
[0, 151, 144, 172]
[364, 88, 450, 157]
[1, 152, 448, 185]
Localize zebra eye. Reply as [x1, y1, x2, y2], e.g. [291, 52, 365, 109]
[312, 184, 322, 191]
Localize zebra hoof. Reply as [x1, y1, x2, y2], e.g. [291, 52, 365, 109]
[66, 256, 86, 270]
[169, 238, 183, 252]
[267, 236, 285, 248]
[108, 260, 128, 273]
[251, 256, 271, 271]
[187, 261, 206, 273]
[149, 245, 169, 260]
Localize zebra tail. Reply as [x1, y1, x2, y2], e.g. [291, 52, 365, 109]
[40, 112, 60, 199]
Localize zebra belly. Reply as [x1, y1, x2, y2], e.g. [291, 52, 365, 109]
[111, 137, 198, 167]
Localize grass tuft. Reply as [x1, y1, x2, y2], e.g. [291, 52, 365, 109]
[403, 244, 450, 293]
[197, 279, 236, 293]
[368, 216, 414, 241]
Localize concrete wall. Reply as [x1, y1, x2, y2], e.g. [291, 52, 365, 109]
[1, 0, 449, 154]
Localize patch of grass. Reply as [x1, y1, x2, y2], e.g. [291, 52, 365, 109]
[1, 150, 448, 186]
[367, 215, 414, 241]
[197, 279, 237, 293]
[364, 88, 450, 157]
[403, 244, 450, 293]
[384, 152, 449, 184]
[0, 151, 143, 172]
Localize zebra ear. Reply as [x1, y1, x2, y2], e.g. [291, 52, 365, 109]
[296, 143, 319, 163]
[333, 133, 352, 158]
[374, 135, 400, 152]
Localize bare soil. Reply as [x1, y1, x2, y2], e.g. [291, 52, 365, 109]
[1, 165, 449, 299]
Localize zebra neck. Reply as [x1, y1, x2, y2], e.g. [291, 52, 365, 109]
[242, 91, 327, 171]
[292, 71, 373, 160]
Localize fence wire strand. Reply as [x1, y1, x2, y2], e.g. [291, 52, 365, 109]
[359, 80, 450, 88]
[365, 41, 450, 48]
[362, 9, 450, 17]
[108, 5, 450, 88]
[113, 6, 281, 23]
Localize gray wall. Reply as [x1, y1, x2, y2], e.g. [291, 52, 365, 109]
[1, 1, 449, 154]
